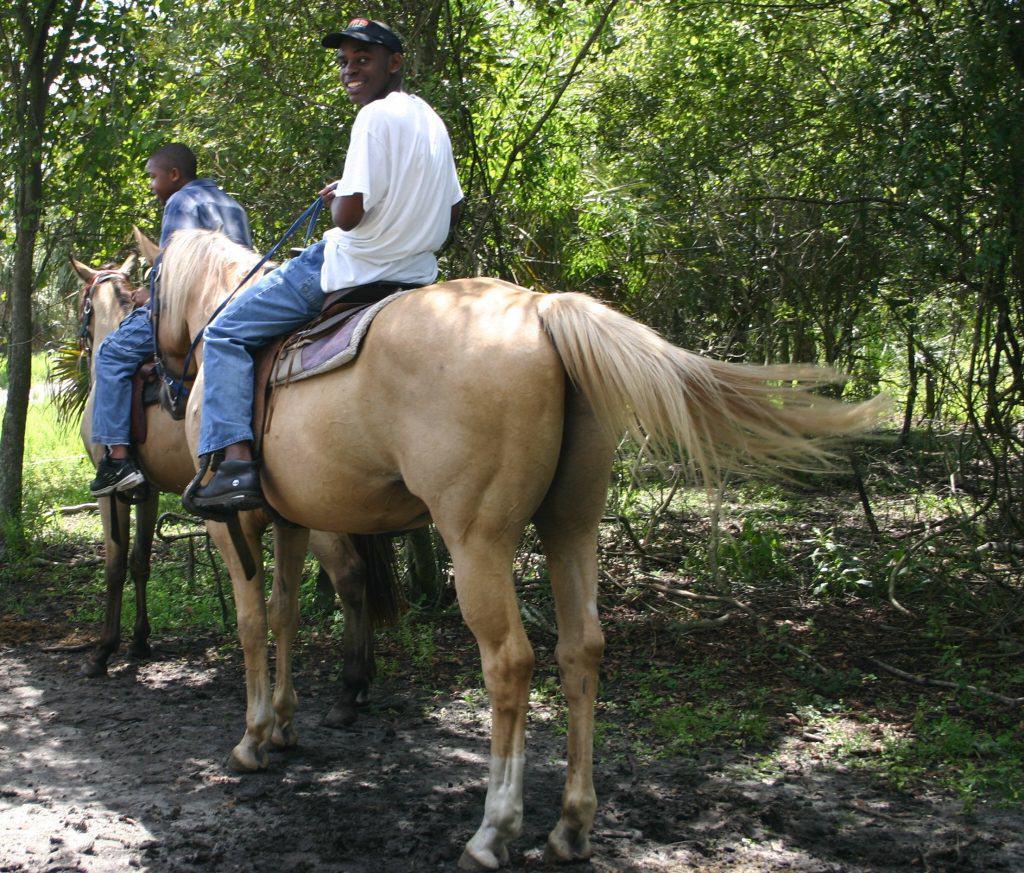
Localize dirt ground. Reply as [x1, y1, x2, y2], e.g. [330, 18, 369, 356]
[2, 606, 1024, 873]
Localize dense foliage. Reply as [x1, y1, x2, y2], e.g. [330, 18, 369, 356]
[1, 0, 1023, 530]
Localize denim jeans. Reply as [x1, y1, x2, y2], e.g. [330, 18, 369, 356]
[198, 241, 326, 456]
[91, 306, 154, 446]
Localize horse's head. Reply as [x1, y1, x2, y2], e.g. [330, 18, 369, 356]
[69, 253, 139, 353]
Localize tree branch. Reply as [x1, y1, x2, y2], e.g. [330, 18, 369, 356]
[491, 0, 620, 198]
[867, 657, 1024, 707]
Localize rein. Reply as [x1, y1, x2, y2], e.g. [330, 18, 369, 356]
[157, 196, 325, 412]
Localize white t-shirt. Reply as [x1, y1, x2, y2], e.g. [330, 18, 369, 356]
[321, 91, 463, 292]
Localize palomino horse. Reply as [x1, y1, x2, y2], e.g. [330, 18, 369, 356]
[70, 246, 396, 730]
[157, 227, 883, 869]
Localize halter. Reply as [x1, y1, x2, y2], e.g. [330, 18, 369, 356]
[78, 269, 132, 356]
[155, 196, 326, 416]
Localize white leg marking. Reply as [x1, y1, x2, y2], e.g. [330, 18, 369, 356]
[465, 754, 525, 869]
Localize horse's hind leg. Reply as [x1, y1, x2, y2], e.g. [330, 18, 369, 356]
[532, 392, 614, 863]
[440, 529, 534, 871]
[127, 489, 160, 659]
[309, 531, 374, 728]
[268, 524, 309, 749]
[82, 495, 131, 678]
[207, 512, 272, 772]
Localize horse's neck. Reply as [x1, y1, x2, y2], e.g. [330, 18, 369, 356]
[89, 297, 131, 384]
[184, 261, 251, 346]
[186, 286, 233, 347]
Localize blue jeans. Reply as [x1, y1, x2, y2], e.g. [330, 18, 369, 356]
[91, 306, 154, 446]
[199, 241, 326, 456]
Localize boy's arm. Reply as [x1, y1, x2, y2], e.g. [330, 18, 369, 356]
[440, 198, 464, 253]
[332, 193, 365, 231]
[319, 182, 365, 231]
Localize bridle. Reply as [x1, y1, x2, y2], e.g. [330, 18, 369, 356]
[78, 269, 133, 357]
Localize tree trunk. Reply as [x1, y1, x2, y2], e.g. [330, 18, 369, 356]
[0, 0, 87, 533]
[0, 73, 46, 523]
[900, 321, 917, 446]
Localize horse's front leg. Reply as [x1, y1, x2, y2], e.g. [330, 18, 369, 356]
[82, 495, 131, 678]
[127, 489, 160, 659]
[268, 524, 309, 749]
[207, 512, 272, 772]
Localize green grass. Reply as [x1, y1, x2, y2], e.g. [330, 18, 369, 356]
[21, 399, 94, 523]
[0, 351, 51, 391]
[1, 377, 245, 636]
[875, 705, 1024, 807]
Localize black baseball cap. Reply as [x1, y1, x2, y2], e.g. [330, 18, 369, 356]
[322, 18, 404, 54]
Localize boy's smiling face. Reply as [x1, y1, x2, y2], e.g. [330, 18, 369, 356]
[335, 41, 403, 107]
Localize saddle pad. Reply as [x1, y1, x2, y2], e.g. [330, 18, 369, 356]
[269, 287, 413, 387]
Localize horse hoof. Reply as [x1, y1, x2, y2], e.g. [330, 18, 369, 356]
[271, 724, 298, 750]
[544, 830, 592, 864]
[226, 745, 269, 773]
[79, 658, 108, 679]
[323, 702, 358, 729]
[128, 642, 152, 660]
[457, 849, 500, 872]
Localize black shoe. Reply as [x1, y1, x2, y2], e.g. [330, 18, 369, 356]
[90, 454, 145, 496]
[189, 460, 263, 513]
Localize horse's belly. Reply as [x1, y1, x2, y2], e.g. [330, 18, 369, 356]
[256, 287, 567, 535]
[259, 391, 428, 533]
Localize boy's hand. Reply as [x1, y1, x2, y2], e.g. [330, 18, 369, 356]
[319, 182, 339, 205]
[130, 286, 150, 307]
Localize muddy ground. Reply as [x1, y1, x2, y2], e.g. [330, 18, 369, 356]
[2, 605, 1024, 873]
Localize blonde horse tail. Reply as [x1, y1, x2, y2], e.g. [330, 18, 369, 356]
[536, 292, 887, 482]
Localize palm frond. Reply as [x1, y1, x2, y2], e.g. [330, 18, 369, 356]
[48, 341, 90, 427]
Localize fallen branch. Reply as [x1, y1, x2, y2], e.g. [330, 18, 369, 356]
[51, 502, 99, 516]
[630, 572, 830, 673]
[40, 641, 94, 653]
[602, 548, 678, 567]
[32, 556, 103, 569]
[866, 657, 1024, 707]
[670, 612, 737, 633]
[978, 542, 1024, 556]
[613, 514, 648, 556]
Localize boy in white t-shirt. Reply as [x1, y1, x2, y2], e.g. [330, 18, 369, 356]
[191, 18, 463, 512]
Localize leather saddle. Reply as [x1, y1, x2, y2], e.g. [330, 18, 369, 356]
[130, 280, 417, 449]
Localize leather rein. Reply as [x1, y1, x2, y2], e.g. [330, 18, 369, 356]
[153, 196, 326, 418]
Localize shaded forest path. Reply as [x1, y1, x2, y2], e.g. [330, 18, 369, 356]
[2, 620, 1023, 873]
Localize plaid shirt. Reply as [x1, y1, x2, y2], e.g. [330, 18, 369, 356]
[160, 178, 252, 249]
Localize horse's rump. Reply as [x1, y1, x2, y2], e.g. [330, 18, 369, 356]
[256, 279, 567, 535]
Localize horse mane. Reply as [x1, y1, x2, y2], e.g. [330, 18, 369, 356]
[159, 228, 262, 334]
[83, 262, 133, 321]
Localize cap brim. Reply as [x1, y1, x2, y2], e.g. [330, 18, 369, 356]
[321, 30, 375, 49]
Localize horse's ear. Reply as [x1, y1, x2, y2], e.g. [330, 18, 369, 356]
[119, 253, 137, 276]
[132, 225, 161, 265]
[70, 256, 98, 283]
